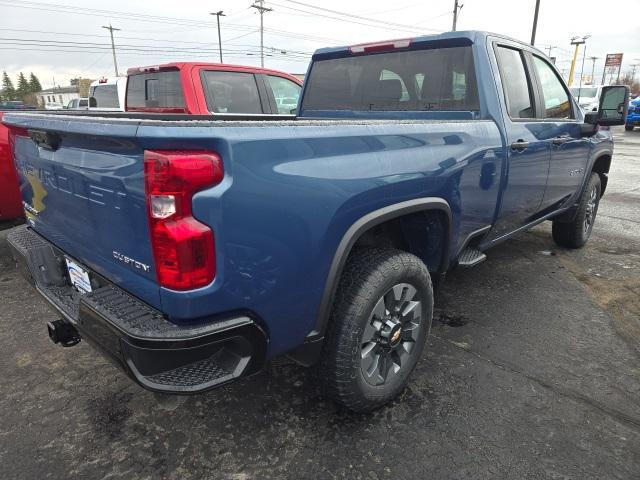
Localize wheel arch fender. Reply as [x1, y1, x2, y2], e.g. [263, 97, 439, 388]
[288, 198, 452, 366]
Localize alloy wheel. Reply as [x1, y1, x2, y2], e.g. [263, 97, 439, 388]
[360, 283, 422, 386]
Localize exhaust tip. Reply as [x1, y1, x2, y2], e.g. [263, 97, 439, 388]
[47, 320, 81, 347]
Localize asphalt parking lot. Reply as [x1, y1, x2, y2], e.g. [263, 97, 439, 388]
[0, 127, 639, 480]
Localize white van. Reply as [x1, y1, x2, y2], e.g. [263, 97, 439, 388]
[88, 77, 127, 111]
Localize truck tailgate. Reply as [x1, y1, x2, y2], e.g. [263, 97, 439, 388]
[6, 114, 160, 308]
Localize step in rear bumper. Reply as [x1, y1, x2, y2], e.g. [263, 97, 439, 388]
[7, 225, 268, 394]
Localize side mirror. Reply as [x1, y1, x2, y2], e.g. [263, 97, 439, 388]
[89, 97, 97, 108]
[585, 85, 630, 126]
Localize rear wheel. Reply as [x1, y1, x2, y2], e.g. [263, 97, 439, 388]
[315, 248, 433, 412]
[552, 173, 601, 248]
[625, 125, 635, 131]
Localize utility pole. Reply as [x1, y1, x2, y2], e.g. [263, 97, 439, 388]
[545, 45, 556, 58]
[530, 0, 541, 45]
[251, 1, 272, 67]
[102, 24, 121, 77]
[630, 64, 639, 82]
[567, 36, 587, 87]
[588, 56, 598, 85]
[451, 0, 463, 31]
[210, 11, 225, 63]
[576, 39, 589, 102]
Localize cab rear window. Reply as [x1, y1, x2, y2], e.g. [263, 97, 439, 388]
[301, 46, 479, 112]
[90, 85, 119, 109]
[126, 71, 185, 111]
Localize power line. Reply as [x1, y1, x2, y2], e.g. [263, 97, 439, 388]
[0, 37, 312, 56]
[0, 27, 251, 47]
[0, 46, 309, 60]
[269, 0, 440, 34]
[0, 0, 346, 44]
[278, 0, 441, 32]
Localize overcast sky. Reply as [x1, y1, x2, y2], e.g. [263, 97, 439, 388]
[1, 0, 639, 89]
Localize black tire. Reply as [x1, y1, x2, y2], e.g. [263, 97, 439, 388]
[552, 173, 601, 249]
[625, 125, 634, 131]
[314, 248, 433, 412]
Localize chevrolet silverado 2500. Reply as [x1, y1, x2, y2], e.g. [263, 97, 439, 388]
[3, 31, 629, 412]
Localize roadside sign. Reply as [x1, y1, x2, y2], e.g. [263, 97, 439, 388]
[605, 53, 623, 67]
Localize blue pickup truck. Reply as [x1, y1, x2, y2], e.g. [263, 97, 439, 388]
[626, 96, 640, 131]
[3, 31, 629, 412]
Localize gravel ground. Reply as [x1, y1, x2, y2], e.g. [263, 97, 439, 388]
[0, 127, 638, 480]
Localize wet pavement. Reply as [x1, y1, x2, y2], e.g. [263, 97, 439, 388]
[0, 127, 638, 479]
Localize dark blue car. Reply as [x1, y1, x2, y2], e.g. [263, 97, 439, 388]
[3, 31, 630, 412]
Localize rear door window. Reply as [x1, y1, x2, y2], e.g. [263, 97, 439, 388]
[301, 46, 479, 112]
[494, 46, 535, 119]
[201, 71, 263, 114]
[126, 71, 185, 110]
[265, 75, 301, 114]
[532, 56, 574, 119]
[89, 85, 119, 109]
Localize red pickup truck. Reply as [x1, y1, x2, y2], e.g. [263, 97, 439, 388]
[0, 63, 303, 221]
[125, 62, 303, 115]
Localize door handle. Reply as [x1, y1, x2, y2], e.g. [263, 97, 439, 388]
[510, 140, 529, 151]
[552, 135, 570, 146]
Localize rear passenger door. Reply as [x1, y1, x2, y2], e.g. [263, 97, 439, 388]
[530, 55, 590, 210]
[200, 70, 269, 114]
[488, 44, 552, 240]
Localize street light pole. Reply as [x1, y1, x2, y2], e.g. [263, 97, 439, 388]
[102, 24, 121, 77]
[589, 56, 598, 85]
[567, 36, 587, 87]
[576, 38, 590, 102]
[530, 0, 541, 45]
[210, 11, 225, 63]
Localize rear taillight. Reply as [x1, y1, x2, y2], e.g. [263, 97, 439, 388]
[144, 150, 223, 291]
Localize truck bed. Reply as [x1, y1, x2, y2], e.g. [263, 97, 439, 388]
[3, 110, 503, 358]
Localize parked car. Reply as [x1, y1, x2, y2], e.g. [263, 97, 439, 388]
[43, 102, 64, 110]
[125, 62, 302, 114]
[65, 98, 89, 110]
[0, 111, 23, 221]
[569, 85, 605, 113]
[0, 101, 36, 110]
[3, 31, 629, 412]
[625, 96, 640, 131]
[88, 77, 127, 111]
